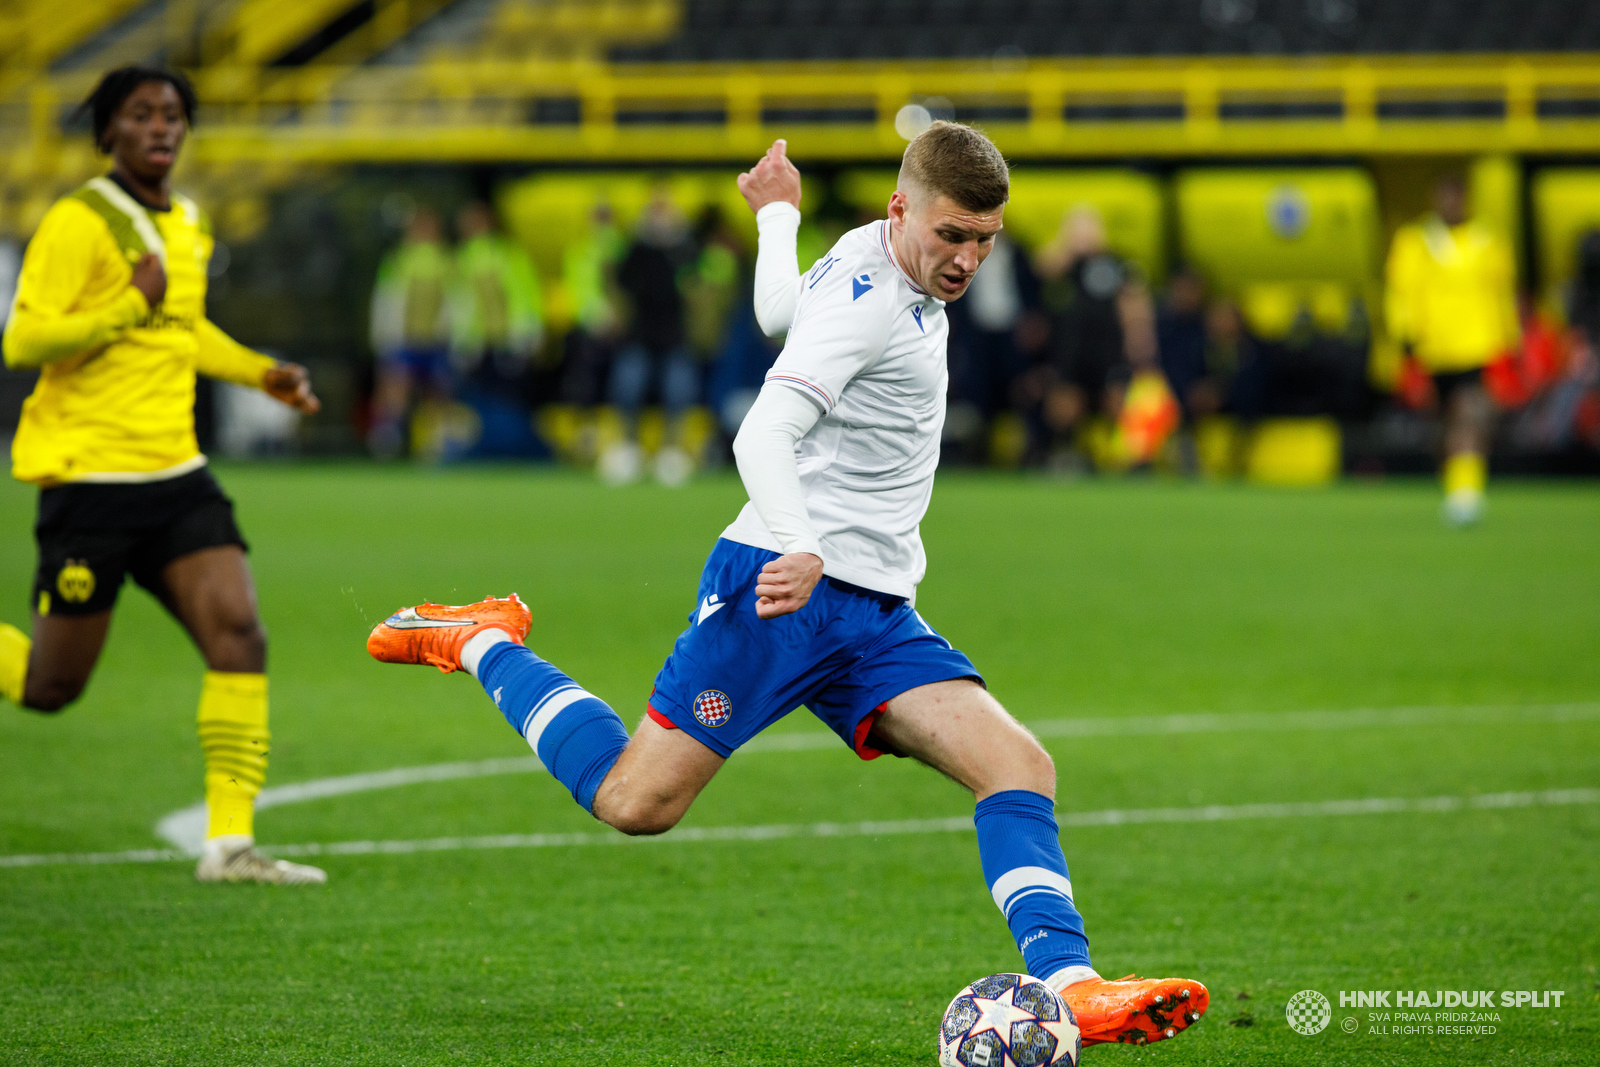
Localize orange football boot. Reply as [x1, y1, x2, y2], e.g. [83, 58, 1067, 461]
[366, 595, 532, 673]
[1058, 974, 1209, 1046]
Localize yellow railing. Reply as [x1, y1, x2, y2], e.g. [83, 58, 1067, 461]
[9, 53, 1600, 171]
[0, 0, 150, 87]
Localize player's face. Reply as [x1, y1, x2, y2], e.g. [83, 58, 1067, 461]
[890, 191, 1005, 301]
[108, 81, 187, 181]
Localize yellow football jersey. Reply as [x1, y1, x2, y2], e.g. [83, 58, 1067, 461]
[3, 176, 275, 485]
[1384, 216, 1520, 373]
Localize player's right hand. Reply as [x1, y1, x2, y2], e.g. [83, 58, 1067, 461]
[737, 139, 802, 215]
[754, 551, 823, 619]
[130, 253, 166, 307]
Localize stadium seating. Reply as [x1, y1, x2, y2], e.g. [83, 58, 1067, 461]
[615, 0, 1600, 62]
[1533, 169, 1600, 301]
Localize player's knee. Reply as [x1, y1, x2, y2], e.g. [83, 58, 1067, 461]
[1014, 733, 1056, 796]
[603, 796, 684, 837]
[208, 613, 267, 672]
[22, 673, 85, 713]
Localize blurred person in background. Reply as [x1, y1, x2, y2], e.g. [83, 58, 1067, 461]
[1156, 266, 1209, 470]
[1196, 299, 1257, 422]
[944, 230, 1038, 463]
[1023, 205, 1158, 469]
[368, 206, 453, 459]
[452, 201, 545, 455]
[0, 67, 324, 885]
[559, 201, 626, 408]
[1157, 266, 1208, 420]
[602, 187, 699, 486]
[680, 205, 745, 461]
[0, 236, 19, 331]
[682, 205, 743, 367]
[1547, 229, 1600, 454]
[1385, 172, 1519, 525]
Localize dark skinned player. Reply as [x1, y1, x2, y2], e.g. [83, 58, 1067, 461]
[0, 67, 325, 884]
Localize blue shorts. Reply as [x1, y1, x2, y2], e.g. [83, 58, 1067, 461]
[383, 347, 453, 390]
[648, 539, 982, 759]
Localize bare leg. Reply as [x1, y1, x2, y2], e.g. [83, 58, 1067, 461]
[154, 545, 266, 672]
[20, 610, 113, 711]
[1444, 380, 1492, 459]
[872, 678, 1055, 801]
[589, 714, 726, 836]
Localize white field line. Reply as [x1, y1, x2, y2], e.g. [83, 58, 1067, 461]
[147, 700, 1600, 853]
[4, 787, 1596, 870]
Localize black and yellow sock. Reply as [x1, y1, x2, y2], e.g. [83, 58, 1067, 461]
[197, 671, 269, 839]
[0, 623, 28, 706]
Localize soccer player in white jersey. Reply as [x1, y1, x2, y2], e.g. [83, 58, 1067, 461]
[367, 123, 1208, 1047]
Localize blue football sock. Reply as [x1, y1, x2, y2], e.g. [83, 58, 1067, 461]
[476, 641, 629, 812]
[974, 789, 1092, 979]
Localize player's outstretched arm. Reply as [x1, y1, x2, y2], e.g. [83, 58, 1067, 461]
[731, 382, 827, 618]
[738, 140, 804, 337]
[195, 318, 321, 413]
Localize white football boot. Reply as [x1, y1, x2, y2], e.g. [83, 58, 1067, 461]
[1442, 488, 1485, 527]
[195, 834, 327, 886]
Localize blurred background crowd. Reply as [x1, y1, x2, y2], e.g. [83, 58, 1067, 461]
[4, 0, 1600, 484]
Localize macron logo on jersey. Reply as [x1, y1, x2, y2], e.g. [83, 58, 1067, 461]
[852, 273, 873, 300]
[698, 594, 725, 623]
[912, 305, 925, 332]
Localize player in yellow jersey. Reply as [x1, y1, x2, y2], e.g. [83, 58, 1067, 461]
[1386, 173, 1520, 525]
[0, 67, 326, 884]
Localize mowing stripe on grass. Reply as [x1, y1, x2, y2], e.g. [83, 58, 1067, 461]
[149, 701, 1600, 853]
[6, 787, 1596, 870]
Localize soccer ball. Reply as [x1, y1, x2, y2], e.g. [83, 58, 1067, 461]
[938, 973, 1080, 1067]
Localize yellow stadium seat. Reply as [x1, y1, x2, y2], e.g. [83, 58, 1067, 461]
[1176, 168, 1379, 291]
[1245, 418, 1342, 487]
[498, 170, 822, 276]
[1532, 168, 1600, 310]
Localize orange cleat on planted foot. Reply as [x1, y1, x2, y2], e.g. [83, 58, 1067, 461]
[1058, 974, 1209, 1046]
[366, 595, 531, 673]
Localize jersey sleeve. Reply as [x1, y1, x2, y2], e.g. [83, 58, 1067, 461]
[195, 318, 275, 387]
[763, 250, 893, 414]
[1383, 226, 1424, 350]
[752, 201, 802, 336]
[2, 199, 148, 370]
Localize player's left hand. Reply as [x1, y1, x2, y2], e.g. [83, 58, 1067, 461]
[263, 361, 321, 414]
[754, 552, 823, 619]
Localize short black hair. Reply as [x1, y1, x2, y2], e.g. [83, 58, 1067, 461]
[80, 66, 197, 151]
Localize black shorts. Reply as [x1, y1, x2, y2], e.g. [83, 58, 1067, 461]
[31, 467, 248, 618]
[1432, 367, 1484, 405]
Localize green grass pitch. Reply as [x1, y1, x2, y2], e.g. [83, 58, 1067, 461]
[1, 466, 1597, 1065]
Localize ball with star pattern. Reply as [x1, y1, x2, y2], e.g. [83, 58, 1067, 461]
[938, 973, 1080, 1067]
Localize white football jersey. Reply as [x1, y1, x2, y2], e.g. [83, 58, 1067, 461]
[722, 220, 947, 601]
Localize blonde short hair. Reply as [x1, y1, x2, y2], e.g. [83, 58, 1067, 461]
[898, 121, 1011, 213]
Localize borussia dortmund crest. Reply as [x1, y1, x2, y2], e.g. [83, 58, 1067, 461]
[57, 560, 95, 604]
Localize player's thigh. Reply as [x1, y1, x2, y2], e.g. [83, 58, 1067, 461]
[23, 609, 113, 711]
[591, 714, 726, 835]
[156, 545, 265, 669]
[874, 679, 1055, 802]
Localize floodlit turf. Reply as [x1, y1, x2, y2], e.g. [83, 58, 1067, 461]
[1, 465, 1597, 1066]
